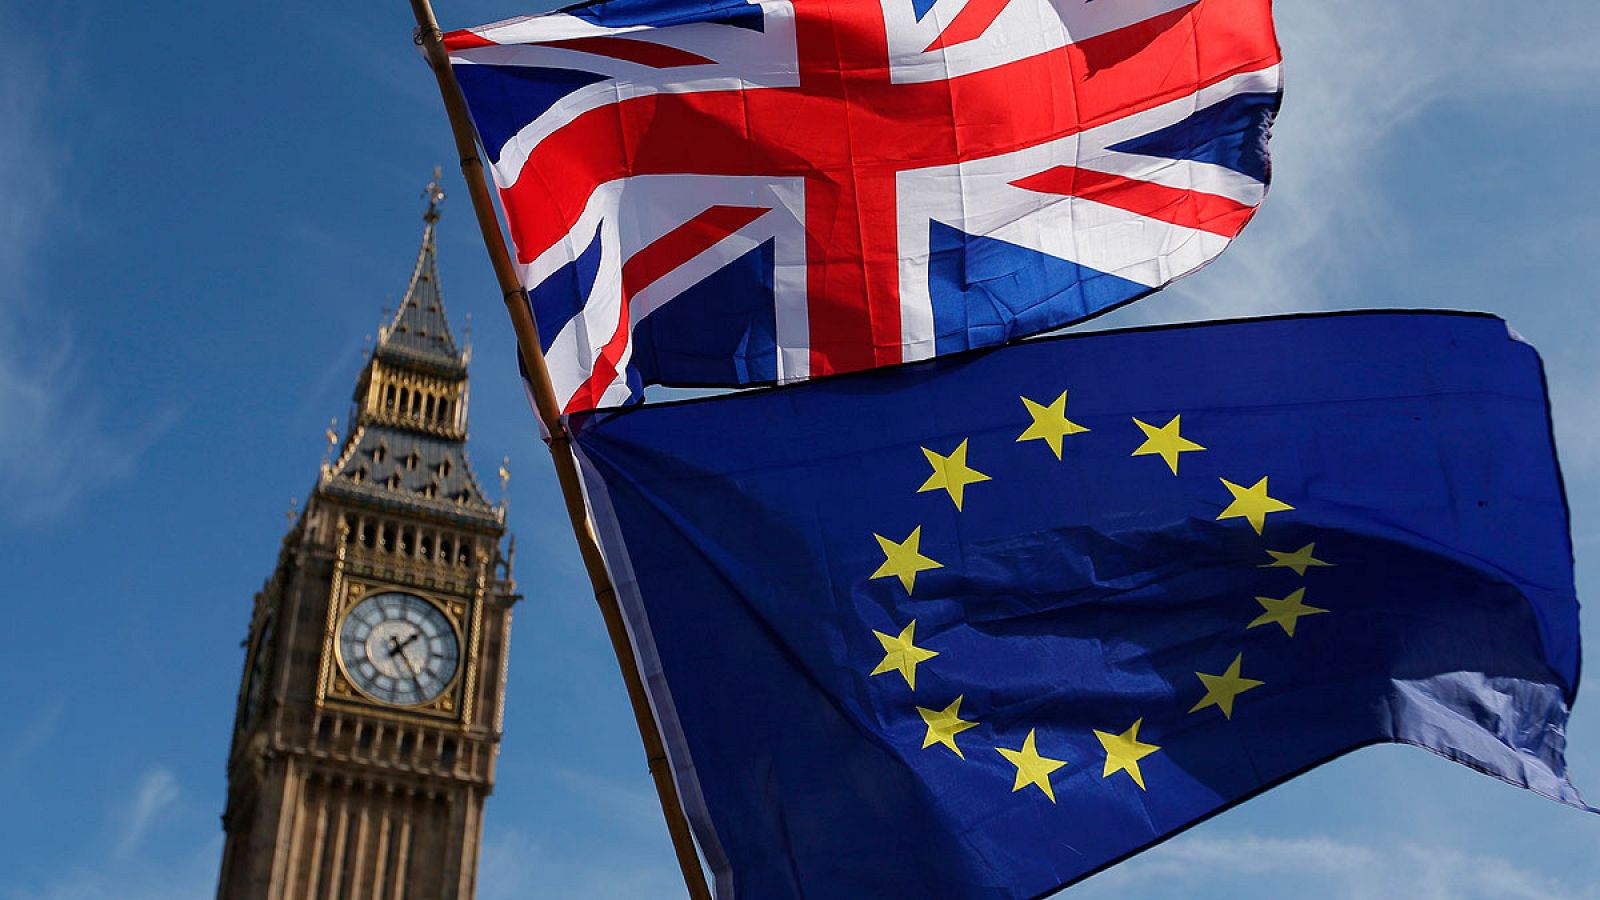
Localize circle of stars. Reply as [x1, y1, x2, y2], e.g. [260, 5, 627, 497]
[862, 386, 1339, 805]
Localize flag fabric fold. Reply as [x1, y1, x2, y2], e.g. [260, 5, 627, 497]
[568, 311, 1584, 899]
[445, 0, 1282, 412]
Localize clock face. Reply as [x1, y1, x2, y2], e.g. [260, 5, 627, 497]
[337, 591, 460, 706]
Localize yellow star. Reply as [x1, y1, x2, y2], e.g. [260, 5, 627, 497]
[1217, 477, 1294, 534]
[1130, 415, 1206, 475]
[871, 526, 943, 594]
[1016, 391, 1090, 460]
[917, 696, 979, 759]
[1260, 542, 1334, 577]
[870, 620, 938, 689]
[1095, 718, 1160, 790]
[996, 729, 1068, 802]
[918, 439, 991, 510]
[1249, 588, 1328, 637]
[1189, 653, 1264, 719]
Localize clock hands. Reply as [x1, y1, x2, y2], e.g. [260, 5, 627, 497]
[386, 632, 423, 682]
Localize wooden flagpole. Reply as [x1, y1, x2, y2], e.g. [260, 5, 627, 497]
[406, 4, 713, 897]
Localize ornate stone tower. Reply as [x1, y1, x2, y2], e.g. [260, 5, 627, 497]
[217, 181, 517, 899]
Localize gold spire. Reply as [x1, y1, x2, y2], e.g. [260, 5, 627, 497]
[375, 170, 463, 368]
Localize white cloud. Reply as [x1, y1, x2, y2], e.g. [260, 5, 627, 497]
[0, 28, 174, 528]
[477, 769, 686, 899]
[1157, 0, 1600, 319]
[1066, 832, 1600, 900]
[1, 767, 214, 900]
[478, 827, 682, 900]
[114, 768, 182, 860]
[0, 836, 220, 900]
[552, 766, 666, 833]
[2, 701, 63, 776]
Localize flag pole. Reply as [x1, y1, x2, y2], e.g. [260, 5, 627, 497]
[405, 4, 713, 897]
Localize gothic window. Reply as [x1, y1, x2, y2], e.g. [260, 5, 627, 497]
[419, 533, 434, 560]
[440, 537, 453, 562]
[400, 527, 415, 556]
[425, 394, 436, 421]
[351, 467, 367, 484]
[440, 737, 457, 766]
[381, 523, 395, 551]
[386, 473, 402, 490]
[399, 732, 416, 759]
[384, 384, 396, 411]
[421, 482, 439, 499]
[373, 443, 387, 464]
[361, 520, 376, 548]
[438, 457, 452, 479]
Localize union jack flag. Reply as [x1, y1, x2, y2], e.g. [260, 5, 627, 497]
[445, 0, 1281, 413]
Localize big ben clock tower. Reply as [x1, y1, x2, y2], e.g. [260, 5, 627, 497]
[217, 178, 518, 899]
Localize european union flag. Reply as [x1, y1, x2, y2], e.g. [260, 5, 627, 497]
[568, 311, 1585, 899]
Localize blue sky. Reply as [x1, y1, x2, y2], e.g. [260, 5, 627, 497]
[1, 1, 1597, 897]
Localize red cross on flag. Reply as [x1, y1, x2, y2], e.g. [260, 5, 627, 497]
[445, 0, 1281, 413]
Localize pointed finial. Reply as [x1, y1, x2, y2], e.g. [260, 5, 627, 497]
[321, 417, 340, 479]
[286, 497, 299, 527]
[423, 166, 446, 224]
[498, 456, 512, 514]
